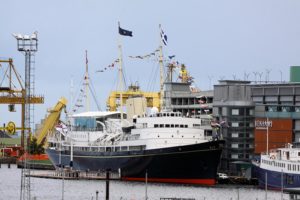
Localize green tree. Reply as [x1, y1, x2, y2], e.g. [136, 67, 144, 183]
[29, 137, 45, 155]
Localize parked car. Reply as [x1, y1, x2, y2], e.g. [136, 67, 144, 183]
[217, 173, 229, 179]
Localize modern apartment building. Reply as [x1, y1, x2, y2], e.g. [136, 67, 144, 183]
[213, 80, 255, 173]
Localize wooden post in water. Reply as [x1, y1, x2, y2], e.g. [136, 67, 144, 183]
[96, 190, 99, 200]
[145, 171, 148, 200]
[105, 169, 110, 200]
[265, 172, 268, 200]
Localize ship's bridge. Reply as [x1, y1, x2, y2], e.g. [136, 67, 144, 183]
[71, 111, 125, 131]
[134, 111, 202, 129]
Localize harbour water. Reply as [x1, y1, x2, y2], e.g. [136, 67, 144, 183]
[0, 164, 286, 200]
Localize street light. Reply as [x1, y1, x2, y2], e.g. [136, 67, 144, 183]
[258, 72, 263, 83]
[252, 71, 258, 83]
[265, 69, 271, 83]
[12, 31, 38, 52]
[13, 31, 38, 200]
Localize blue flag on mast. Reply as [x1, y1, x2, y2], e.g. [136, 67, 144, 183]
[119, 23, 133, 37]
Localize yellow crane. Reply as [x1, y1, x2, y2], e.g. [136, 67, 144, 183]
[34, 97, 67, 145]
[106, 84, 160, 111]
[0, 58, 44, 148]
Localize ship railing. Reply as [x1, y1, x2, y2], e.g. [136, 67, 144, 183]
[120, 134, 140, 141]
[105, 119, 122, 133]
[71, 126, 103, 132]
[48, 169, 121, 179]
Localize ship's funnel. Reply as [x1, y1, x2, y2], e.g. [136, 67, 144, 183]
[125, 95, 147, 120]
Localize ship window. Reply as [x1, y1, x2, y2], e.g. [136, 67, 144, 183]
[298, 152, 300, 156]
[171, 124, 174, 128]
[193, 124, 201, 128]
[166, 124, 170, 128]
[160, 124, 164, 128]
[180, 125, 184, 128]
[121, 146, 128, 151]
[154, 124, 158, 128]
[175, 124, 179, 128]
[185, 125, 188, 128]
[171, 113, 174, 117]
[129, 145, 144, 151]
[99, 147, 105, 152]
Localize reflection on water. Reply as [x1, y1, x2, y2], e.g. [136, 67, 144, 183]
[0, 164, 285, 200]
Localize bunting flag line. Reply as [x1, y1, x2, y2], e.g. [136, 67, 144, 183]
[72, 82, 86, 113]
[128, 48, 160, 60]
[96, 58, 119, 73]
[160, 25, 168, 46]
[168, 55, 176, 59]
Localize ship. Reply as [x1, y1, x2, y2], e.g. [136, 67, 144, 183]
[46, 108, 224, 185]
[252, 143, 300, 190]
[46, 24, 225, 185]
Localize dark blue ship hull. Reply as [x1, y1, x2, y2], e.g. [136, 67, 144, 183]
[46, 140, 224, 185]
[252, 163, 300, 190]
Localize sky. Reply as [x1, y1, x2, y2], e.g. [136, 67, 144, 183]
[1, 0, 300, 129]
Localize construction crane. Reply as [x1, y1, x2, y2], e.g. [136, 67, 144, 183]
[34, 97, 67, 145]
[106, 84, 160, 111]
[0, 58, 44, 149]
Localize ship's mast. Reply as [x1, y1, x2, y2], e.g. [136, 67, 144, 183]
[118, 22, 124, 123]
[85, 50, 90, 112]
[159, 24, 165, 110]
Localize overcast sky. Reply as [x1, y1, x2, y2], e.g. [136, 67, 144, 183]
[1, 0, 300, 129]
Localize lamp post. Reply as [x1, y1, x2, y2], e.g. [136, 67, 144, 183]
[252, 71, 258, 83]
[266, 117, 269, 155]
[265, 69, 271, 83]
[13, 31, 38, 200]
[13, 32, 38, 149]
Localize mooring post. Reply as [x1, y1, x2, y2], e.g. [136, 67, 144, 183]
[96, 190, 99, 200]
[105, 169, 110, 200]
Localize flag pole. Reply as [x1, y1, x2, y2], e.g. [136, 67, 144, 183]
[158, 24, 165, 111]
[118, 21, 124, 124]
